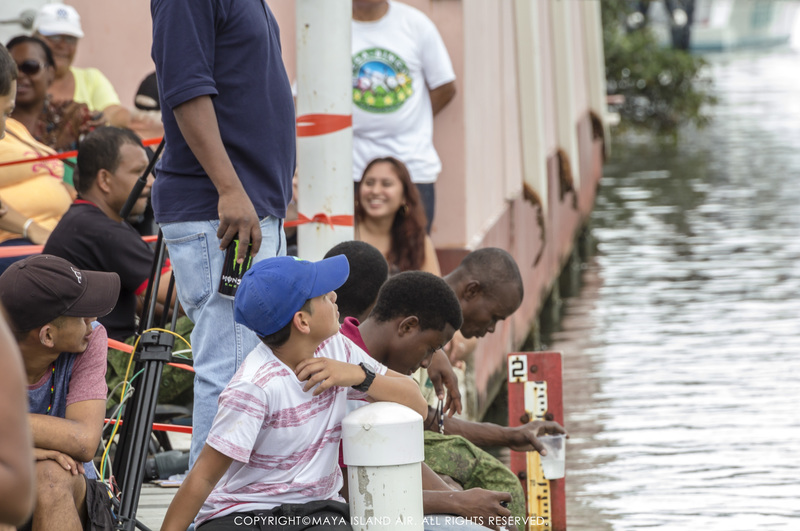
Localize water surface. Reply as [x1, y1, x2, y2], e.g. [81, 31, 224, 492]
[551, 49, 800, 530]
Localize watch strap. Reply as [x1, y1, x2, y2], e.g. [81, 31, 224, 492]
[352, 362, 376, 392]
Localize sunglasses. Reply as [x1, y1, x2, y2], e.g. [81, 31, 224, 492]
[16, 60, 47, 76]
[42, 35, 78, 45]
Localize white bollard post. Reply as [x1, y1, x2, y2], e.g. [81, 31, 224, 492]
[342, 402, 424, 530]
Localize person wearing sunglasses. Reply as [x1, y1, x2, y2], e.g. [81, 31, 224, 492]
[31, 3, 130, 129]
[0, 45, 70, 260]
[6, 36, 95, 154]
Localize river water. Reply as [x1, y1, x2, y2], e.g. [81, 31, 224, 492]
[548, 49, 800, 529]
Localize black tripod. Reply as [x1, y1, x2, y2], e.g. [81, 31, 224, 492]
[109, 139, 191, 531]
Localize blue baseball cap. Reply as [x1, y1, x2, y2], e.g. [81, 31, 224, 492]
[234, 255, 350, 337]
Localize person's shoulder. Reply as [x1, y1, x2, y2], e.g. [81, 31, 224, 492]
[314, 332, 362, 364]
[239, 342, 293, 390]
[71, 66, 109, 82]
[390, 1, 436, 26]
[2, 117, 43, 146]
[46, 203, 120, 247]
[316, 332, 374, 367]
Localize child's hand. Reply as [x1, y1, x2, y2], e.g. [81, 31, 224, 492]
[296, 358, 366, 396]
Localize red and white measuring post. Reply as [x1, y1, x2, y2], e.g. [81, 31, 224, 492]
[507, 352, 566, 531]
[295, 0, 355, 260]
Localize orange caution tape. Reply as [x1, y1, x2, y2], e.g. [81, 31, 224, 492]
[0, 244, 42, 258]
[284, 212, 353, 228]
[296, 113, 352, 137]
[107, 337, 194, 372]
[0, 137, 163, 168]
[0, 234, 159, 259]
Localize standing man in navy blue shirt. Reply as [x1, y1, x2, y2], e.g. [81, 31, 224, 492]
[150, 0, 296, 467]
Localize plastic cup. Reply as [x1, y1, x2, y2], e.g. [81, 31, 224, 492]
[538, 434, 566, 480]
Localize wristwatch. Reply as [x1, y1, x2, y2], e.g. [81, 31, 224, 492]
[352, 362, 376, 392]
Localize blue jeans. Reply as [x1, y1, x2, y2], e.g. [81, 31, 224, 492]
[160, 217, 285, 466]
[415, 183, 435, 234]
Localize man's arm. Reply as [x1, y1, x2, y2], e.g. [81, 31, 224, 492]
[430, 81, 456, 116]
[0, 199, 50, 244]
[421, 464, 515, 531]
[425, 350, 462, 416]
[28, 399, 105, 462]
[425, 410, 566, 454]
[161, 445, 233, 531]
[0, 319, 34, 527]
[137, 270, 184, 322]
[172, 95, 262, 263]
[296, 359, 428, 418]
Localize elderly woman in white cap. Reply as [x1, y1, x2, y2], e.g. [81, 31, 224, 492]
[32, 2, 130, 127]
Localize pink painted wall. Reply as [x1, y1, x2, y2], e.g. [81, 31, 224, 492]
[538, 0, 559, 158]
[570, 5, 590, 123]
[68, 1, 153, 109]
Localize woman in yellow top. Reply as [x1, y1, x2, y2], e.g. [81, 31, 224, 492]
[32, 3, 130, 128]
[0, 117, 70, 244]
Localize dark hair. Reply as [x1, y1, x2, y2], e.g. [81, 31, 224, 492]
[76, 126, 145, 194]
[355, 157, 428, 272]
[323, 240, 388, 320]
[6, 35, 55, 68]
[8, 312, 66, 342]
[458, 248, 524, 300]
[370, 271, 462, 332]
[0, 46, 17, 96]
[259, 300, 312, 348]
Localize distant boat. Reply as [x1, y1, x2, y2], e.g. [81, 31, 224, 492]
[690, 0, 799, 51]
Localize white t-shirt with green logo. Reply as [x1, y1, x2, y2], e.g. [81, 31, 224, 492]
[352, 1, 456, 184]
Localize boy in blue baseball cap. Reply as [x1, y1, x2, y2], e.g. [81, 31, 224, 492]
[161, 255, 427, 531]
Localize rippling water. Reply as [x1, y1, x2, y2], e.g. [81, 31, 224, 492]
[549, 50, 800, 529]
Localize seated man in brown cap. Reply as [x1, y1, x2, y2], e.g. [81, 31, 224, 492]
[0, 254, 120, 531]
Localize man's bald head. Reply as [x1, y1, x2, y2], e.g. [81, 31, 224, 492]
[445, 248, 523, 338]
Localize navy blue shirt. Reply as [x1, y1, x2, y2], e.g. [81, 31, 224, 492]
[150, 0, 296, 223]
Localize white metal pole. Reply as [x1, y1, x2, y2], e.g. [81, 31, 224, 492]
[342, 402, 425, 531]
[295, 0, 354, 261]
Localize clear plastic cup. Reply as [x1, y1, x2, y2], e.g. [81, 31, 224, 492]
[538, 434, 566, 480]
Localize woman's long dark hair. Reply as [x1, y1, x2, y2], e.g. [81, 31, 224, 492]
[356, 157, 428, 272]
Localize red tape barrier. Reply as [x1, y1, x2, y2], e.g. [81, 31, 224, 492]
[0, 137, 163, 168]
[284, 213, 353, 228]
[296, 114, 352, 137]
[0, 234, 160, 259]
[104, 418, 192, 434]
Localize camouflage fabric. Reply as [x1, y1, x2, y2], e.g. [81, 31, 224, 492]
[424, 431, 526, 521]
[106, 316, 195, 407]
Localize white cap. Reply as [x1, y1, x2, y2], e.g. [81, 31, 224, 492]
[34, 3, 84, 39]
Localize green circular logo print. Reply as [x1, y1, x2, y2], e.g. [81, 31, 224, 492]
[352, 48, 413, 113]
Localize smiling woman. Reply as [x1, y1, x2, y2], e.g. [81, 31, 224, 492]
[32, 3, 130, 129]
[354, 156, 440, 275]
[6, 35, 95, 153]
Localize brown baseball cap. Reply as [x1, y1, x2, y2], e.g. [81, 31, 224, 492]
[0, 255, 120, 331]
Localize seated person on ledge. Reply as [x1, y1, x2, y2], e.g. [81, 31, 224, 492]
[0, 255, 120, 531]
[43, 126, 189, 405]
[44, 126, 175, 343]
[160, 255, 427, 531]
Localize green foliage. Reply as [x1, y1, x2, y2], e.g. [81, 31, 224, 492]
[602, 0, 717, 132]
